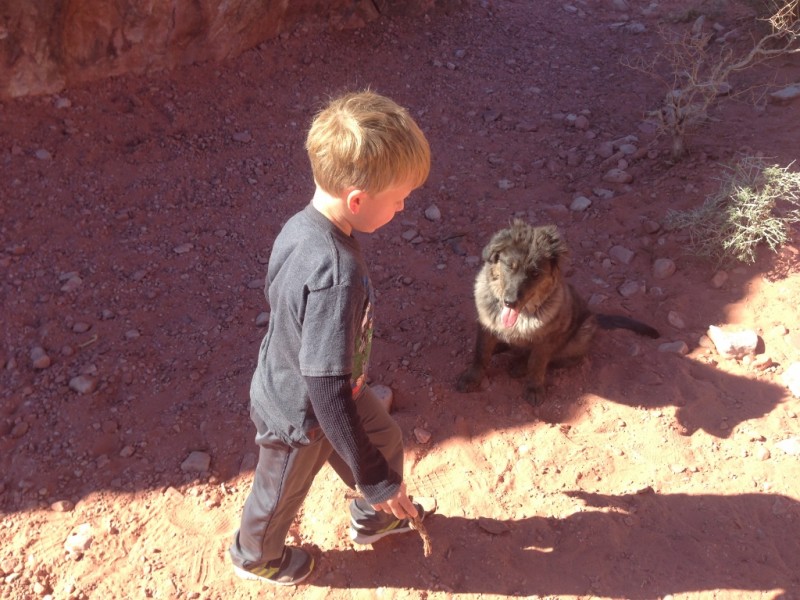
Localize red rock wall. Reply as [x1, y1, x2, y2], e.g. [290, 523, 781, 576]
[0, 0, 438, 99]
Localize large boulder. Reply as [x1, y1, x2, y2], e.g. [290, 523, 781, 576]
[0, 0, 441, 98]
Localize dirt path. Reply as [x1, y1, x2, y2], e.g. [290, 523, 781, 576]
[2, 1, 800, 599]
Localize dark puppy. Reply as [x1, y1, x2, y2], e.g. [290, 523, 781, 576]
[456, 220, 659, 405]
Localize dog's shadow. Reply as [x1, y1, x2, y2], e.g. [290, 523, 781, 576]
[512, 334, 788, 438]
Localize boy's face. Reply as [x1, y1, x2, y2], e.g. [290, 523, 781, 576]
[348, 181, 414, 234]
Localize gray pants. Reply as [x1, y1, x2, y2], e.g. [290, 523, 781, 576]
[229, 385, 404, 569]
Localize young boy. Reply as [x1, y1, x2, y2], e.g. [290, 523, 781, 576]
[229, 90, 432, 586]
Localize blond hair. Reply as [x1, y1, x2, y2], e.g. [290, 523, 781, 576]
[305, 90, 431, 196]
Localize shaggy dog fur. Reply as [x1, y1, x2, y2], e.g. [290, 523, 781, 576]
[456, 220, 659, 405]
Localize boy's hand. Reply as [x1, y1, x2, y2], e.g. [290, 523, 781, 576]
[371, 482, 418, 520]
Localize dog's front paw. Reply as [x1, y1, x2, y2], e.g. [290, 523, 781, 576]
[456, 368, 484, 392]
[523, 384, 545, 406]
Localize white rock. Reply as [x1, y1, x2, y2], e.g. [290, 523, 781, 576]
[776, 437, 800, 456]
[64, 523, 94, 554]
[706, 325, 758, 359]
[783, 362, 800, 397]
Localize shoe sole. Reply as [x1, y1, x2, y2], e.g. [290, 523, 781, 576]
[349, 524, 413, 545]
[233, 560, 314, 586]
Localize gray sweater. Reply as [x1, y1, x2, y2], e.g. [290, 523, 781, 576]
[250, 203, 400, 503]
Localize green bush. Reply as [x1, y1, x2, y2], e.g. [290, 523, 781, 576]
[665, 156, 800, 267]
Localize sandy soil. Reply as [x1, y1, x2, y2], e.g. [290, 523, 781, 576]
[2, 1, 800, 599]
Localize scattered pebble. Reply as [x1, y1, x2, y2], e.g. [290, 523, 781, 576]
[413, 427, 432, 444]
[424, 205, 441, 221]
[68, 375, 97, 394]
[658, 341, 689, 354]
[652, 258, 676, 279]
[30, 346, 51, 369]
[181, 451, 212, 473]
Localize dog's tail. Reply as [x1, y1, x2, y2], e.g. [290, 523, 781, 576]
[596, 314, 660, 338]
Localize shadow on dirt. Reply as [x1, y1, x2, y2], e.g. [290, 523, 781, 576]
[310, 489, 800, 598]
[450, 345, 788, 440]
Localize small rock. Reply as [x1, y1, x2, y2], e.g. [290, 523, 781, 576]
[768, 83, 800, 104]
[603, 168, 633, 184]
[424, 205, 441, 221]
[247, 278, 263, 290]
[497, 179, 514, 190]
[617, 280, 642, 297]
[51, 500, 75, 512]
[609, 245, 635, 265]
[413, 427, 432, 444]
[181, 451, 211, 473]
[754, 446, 770, 461]
[119, 445, 135, 458]
[710, 271, 728, 288]
[11, 422, 29, 438]
[72, 322, 91, 334]
[255, 312, 270, 327]
[652, 258, 676, 279]
[658, 341, 689, 354]
[173, 243, 193, 254]
[35, 149, 52, 160]
[570, 196, 592, 212]
[30, 346, 51, 370]
[592, 187, 614, 200]
[69, 375, 97, 394]
[642, 219, 661, 234]
[597, 141, 615, 158]
[667, 311, 686, 329]
[232, 131, 252, 143]
[60, 276, 83, 293]
[477, 517, 510, 535]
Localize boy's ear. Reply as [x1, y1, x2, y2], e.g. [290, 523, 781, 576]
[346, 188, 365, 214]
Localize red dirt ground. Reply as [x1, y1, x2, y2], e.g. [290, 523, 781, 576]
[2, 1, 800, 599]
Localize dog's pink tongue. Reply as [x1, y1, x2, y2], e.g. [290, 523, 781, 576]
[501, 306, 519, 328]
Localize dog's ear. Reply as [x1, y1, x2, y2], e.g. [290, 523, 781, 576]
[540, 225, 568, 266]
[482, 229, 511, 263]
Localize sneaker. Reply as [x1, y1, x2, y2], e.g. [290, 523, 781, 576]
[349, 503, 426, 545]
[233, 546, 314, 586]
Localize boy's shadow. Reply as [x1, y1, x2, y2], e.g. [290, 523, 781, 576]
[311, 490, 800, 598]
